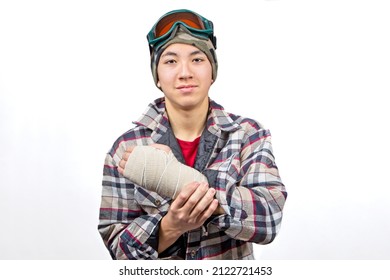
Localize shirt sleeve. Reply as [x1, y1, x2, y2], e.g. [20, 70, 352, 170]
[209, 127, 287, 244]
[98, 152, 164, 260]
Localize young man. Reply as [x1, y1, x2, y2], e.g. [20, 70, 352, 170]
[98, 9, 287, 260]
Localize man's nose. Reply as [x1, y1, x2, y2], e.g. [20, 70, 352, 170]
[178, 62, 193, 79]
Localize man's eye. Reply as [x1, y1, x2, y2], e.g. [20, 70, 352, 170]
[193, 58, 204, 63]
[165, 59, 176, 64]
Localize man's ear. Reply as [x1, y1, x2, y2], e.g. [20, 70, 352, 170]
[157, 81, 161, 88]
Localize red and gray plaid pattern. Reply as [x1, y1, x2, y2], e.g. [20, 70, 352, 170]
[98, 98, 287, 260]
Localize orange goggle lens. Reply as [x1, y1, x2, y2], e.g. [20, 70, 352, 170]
[154, 12, 206, 38]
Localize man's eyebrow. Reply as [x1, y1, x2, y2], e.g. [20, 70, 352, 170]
[161, 51, 177, 57]
[161, 50, 206, 57]
[190, 50, 204, 55]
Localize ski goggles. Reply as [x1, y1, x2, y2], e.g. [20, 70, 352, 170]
[147, 9, 217, 53]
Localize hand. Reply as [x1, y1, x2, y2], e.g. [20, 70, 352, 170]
[117, 144, 171, 175]
[118, 144, 225, 216]
[158, 181, 218, 252]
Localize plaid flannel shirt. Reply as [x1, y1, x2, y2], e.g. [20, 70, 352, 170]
[98, 98, 287, 260]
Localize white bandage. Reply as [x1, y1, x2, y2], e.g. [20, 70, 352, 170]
[123, 146, 208, 198]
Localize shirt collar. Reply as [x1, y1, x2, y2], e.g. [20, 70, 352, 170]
[133, 97, 242, 136]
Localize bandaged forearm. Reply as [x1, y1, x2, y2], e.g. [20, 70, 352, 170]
[123, 146, 208, 199]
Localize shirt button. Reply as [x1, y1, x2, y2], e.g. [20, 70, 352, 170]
[155, 199, 161, 206]
[190, 250, 196, 258]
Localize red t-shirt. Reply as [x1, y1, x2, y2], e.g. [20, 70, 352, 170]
[176, 136, 201, 167]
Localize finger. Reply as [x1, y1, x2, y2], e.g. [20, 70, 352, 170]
[118, 159, 126, 169]
[122, 152, 130, 161]
[125, 146, 136, 153]
[181, 182, 210, 213]
[189, 187, 216, 218]
[197, 199, 219, 222]
[171, 182, 200, 209]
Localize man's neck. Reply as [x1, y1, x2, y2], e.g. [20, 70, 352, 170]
[165, 101, 209, 141]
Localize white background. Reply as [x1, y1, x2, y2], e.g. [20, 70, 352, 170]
[1, 0, 389, 260]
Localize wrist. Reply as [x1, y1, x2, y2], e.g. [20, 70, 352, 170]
[158, 215, 184, 253]
[160, 215, 184, 237]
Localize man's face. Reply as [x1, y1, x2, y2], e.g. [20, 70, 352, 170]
[157, 43, 213, 112]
